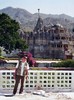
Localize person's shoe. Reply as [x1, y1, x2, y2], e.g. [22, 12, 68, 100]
[13, 93, 16, 96]
[19, 93, 24, 95]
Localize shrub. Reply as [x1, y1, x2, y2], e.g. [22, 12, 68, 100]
[53, 59, 74, 68]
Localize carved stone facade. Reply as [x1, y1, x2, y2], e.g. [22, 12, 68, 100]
[21, 17, 74, 59]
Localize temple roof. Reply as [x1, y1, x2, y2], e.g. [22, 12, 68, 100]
[34, 17, 43, 32]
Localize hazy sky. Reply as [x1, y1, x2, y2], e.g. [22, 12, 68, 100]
[0, 0, 74, 17]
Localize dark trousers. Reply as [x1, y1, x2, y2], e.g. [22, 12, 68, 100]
[13, 75, 24, 95]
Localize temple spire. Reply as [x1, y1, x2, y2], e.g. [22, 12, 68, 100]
[34, 9, 43, 32]
[38, 9, 40, 18]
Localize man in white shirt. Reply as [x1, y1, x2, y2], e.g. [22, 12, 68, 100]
[13, 56, 29, 95]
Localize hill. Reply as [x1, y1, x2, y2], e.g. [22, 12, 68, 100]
[0, 7, 74, 31]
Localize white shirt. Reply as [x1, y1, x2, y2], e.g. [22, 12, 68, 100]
[16, 60, 29, 76]
[21, 62, 25, 76]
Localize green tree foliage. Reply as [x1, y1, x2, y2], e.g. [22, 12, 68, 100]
[53, 59, 74, 68]
[0, 48, 1, 56]
[0, 13, 27, 53]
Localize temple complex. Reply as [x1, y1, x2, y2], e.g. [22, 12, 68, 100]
[20, 10, 74, 59]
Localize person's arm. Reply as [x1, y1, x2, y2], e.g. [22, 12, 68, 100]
[16, 60, 19, 68]
[13, 61, 19, 79]
[24, 67, 28, 82]
[24, 62, 29, 82]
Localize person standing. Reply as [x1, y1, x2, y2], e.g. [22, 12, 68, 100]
[13, 55, 29, 95]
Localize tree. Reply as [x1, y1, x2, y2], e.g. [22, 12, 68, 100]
[0, 48, 1, 56]
[0, 13, 27, 53]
